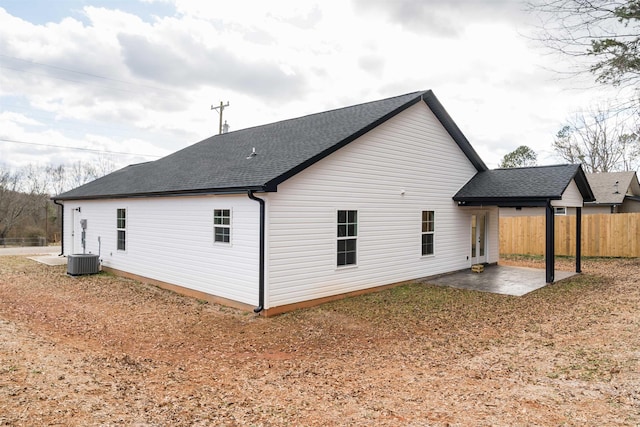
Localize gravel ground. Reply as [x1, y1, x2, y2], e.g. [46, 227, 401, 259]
[1, 255, 639, 426]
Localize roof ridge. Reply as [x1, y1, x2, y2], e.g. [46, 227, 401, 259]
[586, 171, 635, 175]
[493, 163, 576, 171]
[215, 90, 428, 137]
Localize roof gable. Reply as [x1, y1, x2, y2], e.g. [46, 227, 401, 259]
[453, 164, 595, 206]
[54, 90, 487, 200]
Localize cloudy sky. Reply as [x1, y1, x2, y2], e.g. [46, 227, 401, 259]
[0, 0, 622, 173]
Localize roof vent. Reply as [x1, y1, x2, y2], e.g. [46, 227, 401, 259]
[246, 147, 257, 159]
[614, 180, 620, 194]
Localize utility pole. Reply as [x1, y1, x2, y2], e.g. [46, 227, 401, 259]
[211, 101, 230, 134]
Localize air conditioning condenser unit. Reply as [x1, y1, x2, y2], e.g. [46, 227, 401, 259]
[67, 254, 100, 275]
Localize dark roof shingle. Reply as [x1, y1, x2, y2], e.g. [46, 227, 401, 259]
[453, 164, 595, 206]
[54, 90, 486, 200]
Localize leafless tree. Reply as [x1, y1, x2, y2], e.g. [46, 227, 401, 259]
[0, 166, 27, 239]
[0, 159, 118, 241]
[67, 161, 98, 190]
[47, 164, 67, 197]
[554, 105, 639, 171]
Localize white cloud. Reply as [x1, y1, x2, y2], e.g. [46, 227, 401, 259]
[0, 0, 630, 174]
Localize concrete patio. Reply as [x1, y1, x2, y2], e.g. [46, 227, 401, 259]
[423, 264, 578, 296]
[0, 246, 66, 266]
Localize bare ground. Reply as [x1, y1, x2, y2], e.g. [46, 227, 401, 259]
[1, 256, 639, 426]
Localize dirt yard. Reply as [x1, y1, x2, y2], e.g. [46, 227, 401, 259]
[1, 256, 639, 426]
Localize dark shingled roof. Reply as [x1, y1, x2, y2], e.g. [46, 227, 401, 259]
[453, 164, 595, 206]
[54, 90, 487, 201]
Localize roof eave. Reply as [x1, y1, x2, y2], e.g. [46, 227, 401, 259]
[265, 92, 426, 189]
[570, 165, 596, 203]
[422, 91, 488, 172]
[51, 185, 272, 201]
[267, 90, 489, 189]
[454, 196, 559, 207]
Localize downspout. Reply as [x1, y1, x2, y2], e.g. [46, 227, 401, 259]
[53, 200, 64, 256]
[247, 190, 265, 313]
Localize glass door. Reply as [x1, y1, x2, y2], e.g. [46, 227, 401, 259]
[471, 213, 486, 264]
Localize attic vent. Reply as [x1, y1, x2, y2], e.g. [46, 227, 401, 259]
[246, 147, 257, 159]
[67, 254, 100, 275]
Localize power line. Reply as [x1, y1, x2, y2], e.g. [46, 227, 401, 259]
[2, 102, 168, 138]
[0, 138, 163, 158]
[0, 64, 151, 95]
[1, 54, 182, 160]
[0, 53, 173, 94]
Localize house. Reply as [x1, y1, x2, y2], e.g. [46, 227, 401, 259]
[583, 171, 640, 214]
[501, 170, 640, 217]
[52, 90, 593, 315]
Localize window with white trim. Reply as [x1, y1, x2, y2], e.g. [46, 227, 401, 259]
[337, 210, 357, 266]
[421, 210, 435, 256]
[554, 207, 567, 215]
[116, 208, 126, 251]
[214, 209, 231, 243]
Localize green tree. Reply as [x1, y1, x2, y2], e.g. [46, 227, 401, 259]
[499, 145, 538, 168]
[530, 1, 640, 90]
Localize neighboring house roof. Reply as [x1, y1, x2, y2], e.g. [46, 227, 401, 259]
[585, 171, 640, 206]
[453, 164, 595, 207]
[53, 90, 487, 201]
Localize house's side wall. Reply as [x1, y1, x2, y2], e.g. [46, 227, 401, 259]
[61, 195, 260, 306]
[621, 199, 640, 213]
[265, 101, 483, 309]
[487, 207, 499, 263]
[551, 180, 584, 207]
[60, 203, 77, 255]
[501, 205, 627, 216]
[500, 207, 546, 218]
[583, 205, 612, 215]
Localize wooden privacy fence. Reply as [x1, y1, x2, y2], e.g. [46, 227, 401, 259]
[500, 212, 640, 258]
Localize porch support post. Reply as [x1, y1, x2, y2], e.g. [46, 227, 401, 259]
[545, 201, 555, 283]
[576, 206, 582, 273]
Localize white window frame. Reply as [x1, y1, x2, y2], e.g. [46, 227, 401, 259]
[554, 207, 567, 215]
[421, 210, 435, 256]
[116, 208, 126, 251]
[337, 209, 358, 267]
[214, 209, 231, 244]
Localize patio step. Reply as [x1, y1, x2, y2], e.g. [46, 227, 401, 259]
[471, 264, 485, 273]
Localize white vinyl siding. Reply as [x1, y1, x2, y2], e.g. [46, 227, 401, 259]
[61, 195, 259, 306]
[265, 101, 485, 308]
[551, 180, 584, 208]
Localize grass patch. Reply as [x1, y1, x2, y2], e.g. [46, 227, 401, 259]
[547, 347, 619, 381]
[500, 253, 546, 262]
